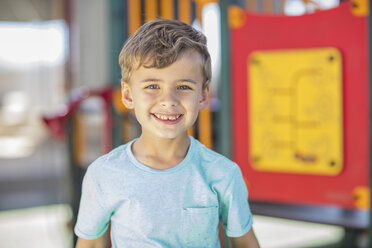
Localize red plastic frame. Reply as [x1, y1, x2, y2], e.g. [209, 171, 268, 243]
[231, 2, 369, 209]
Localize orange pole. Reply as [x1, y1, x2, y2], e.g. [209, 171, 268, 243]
[145, 0, 158, 22]
[199, 105, 212, 149]
[179, 0, 191, 23]
[160, 0, 174, 19]
[72, 111, 86, 167]
[188, 125, 195, 136]
[195, 0, 203, 22]
[195, 0, 213, 148]
[128, 0, 141, 35]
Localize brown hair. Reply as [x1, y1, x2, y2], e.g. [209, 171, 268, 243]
[119, 18, 211, 89]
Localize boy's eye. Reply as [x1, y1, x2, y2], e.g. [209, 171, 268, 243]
[145, 84, 159, 89]
[177, 85, 192, 90]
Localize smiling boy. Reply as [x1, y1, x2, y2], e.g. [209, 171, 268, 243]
[74, 18, 260, 248]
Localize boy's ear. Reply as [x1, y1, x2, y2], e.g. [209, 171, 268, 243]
[199, 85, 210, 110]
[121, 80, 134, 109]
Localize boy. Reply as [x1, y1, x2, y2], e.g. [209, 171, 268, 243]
[74, 18, 260, 248]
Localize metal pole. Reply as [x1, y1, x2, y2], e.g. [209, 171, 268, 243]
[109, 0, 128, 148]
[257, 0, 263, 12]
[369, 0, 372, 245]
[274, 0, 280, 13]
[218, 1, 231, 247]
[218, 0, 232, 159]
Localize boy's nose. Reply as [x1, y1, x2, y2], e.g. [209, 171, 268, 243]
[160, 90, 178, 107]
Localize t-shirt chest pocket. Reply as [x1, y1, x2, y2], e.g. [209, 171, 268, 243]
[181, 206, 219, 247]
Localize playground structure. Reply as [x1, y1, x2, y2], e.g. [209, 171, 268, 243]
[231, 0, 369, 218]
[42, 0, 371, 247]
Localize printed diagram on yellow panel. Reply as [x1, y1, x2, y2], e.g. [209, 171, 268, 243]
[249, 48, 343, 175]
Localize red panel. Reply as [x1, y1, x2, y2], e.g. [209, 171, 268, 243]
[231, 2, 369, 209]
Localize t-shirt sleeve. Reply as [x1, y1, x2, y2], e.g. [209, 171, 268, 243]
[219, 165, 253, 237]
[74, 165, 112, 239]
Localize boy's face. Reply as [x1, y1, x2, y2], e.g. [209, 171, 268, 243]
[121, 50, 209, 140]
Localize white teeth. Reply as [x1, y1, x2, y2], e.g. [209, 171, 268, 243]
[154, 113, 181, 120]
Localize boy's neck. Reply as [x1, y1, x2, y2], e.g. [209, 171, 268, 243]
[131, 133, 190, 170]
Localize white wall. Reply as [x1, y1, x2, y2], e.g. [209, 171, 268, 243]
[76, 0, 109, 88]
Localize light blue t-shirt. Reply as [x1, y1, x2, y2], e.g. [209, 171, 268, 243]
[74, 136, 253, 248]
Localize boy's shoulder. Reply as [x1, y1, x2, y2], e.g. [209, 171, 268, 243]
[192, 137, 240, 175]
[87, 141, 133, 174]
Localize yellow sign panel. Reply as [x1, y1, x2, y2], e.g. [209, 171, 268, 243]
[249, 48, 343, 175]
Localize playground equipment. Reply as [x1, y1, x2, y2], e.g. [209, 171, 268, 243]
[230, 0, 370, 245]
[42, 0, 371, 247]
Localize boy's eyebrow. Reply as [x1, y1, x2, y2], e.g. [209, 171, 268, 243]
[140, 78, 198, 84]
[139, 78, 161, 83]
[177, 79, 197, 84]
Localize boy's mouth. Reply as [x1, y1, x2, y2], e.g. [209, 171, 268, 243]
[151, 113, 183, 125]
[152, 113, 182, 121]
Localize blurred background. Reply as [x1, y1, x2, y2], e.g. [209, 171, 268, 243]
[0, 0, 370, 247]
